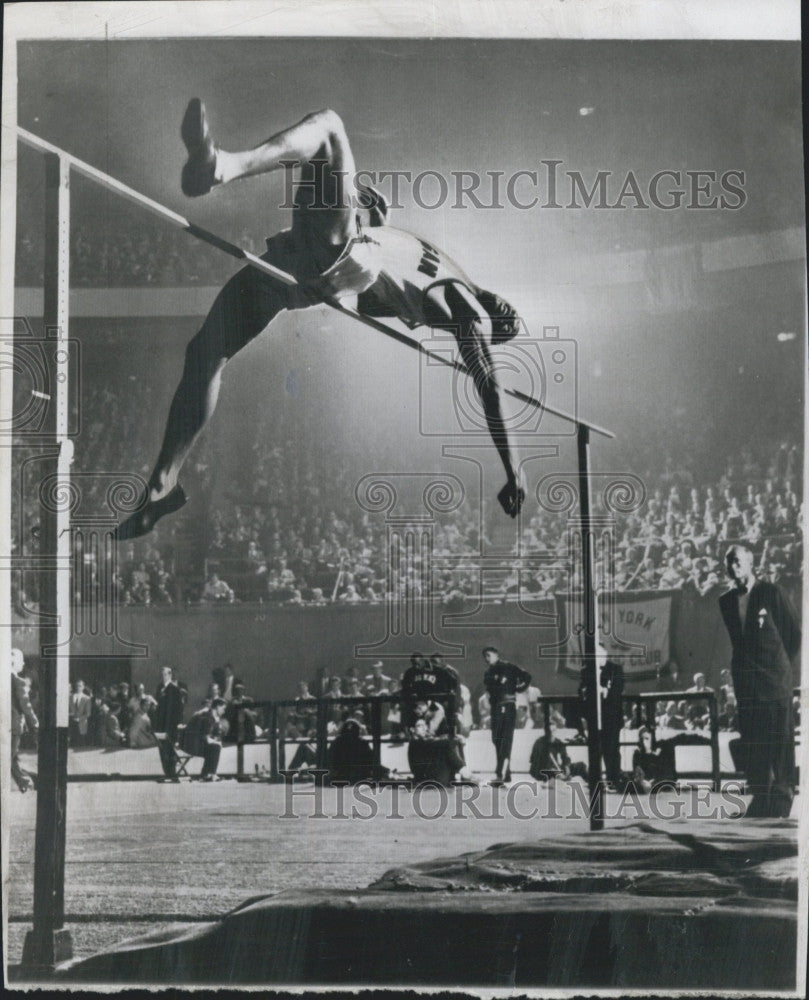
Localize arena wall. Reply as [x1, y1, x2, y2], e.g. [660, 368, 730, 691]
[57, 585, 801, 706]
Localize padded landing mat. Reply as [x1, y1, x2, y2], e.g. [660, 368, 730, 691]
[371, 818, 798, 900]
[56, 820, 798, 988]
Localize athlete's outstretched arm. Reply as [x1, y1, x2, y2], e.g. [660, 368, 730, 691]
[424, 282, 525, 518]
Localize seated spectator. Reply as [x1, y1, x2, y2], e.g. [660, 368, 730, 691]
[686, 672, 714, 695]
[202, 572, 235, 603]
[294, 680, 317, 731]
[323, 675, 345, 725]
[529, 720, 586, 782]
[326, 719, 386, 784]
[344, 677, 364, 701]
[101, 703, 126, 748]
[364, 660, 392, 695]
[225, 683, 261, 743]
[407, 717, 468, 786]
[717, 693, 738, 731]
[182, 697, 227, 781]
[629, 727, 675, 792]
[129, 683, 156, 720]
[128, 698, 159, 749]
[685, 673, 713, 728]
[659, 700, 686, 730]
[342, 665, 362, 689]
[89, 693, 107, 747]
[717, 669, 735, 710]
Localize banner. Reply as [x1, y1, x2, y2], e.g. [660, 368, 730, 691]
[556, 591, 674, 681]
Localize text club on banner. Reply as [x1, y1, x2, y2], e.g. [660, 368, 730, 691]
[556, 591, 674, 680]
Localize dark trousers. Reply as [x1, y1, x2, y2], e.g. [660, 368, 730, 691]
[601, 718, 623, 785]
[289, 742, 317, 770]
[584, 712, 623, 784]
[157, 735, 177, 777]
[738, 697, 794, 817]
[201, 742, 221, 777]
[491, 702, 517, 779]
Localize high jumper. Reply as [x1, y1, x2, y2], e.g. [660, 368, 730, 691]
[115, 101, 528, 539]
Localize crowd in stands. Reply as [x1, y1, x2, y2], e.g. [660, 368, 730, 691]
[174, 433, 802, 605]
[8, 275, 802, 613]
[16, 220, 254, 288]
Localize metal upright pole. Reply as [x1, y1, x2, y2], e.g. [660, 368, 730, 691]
[22, 153, 74, 970]
[577, 423, 605, 831]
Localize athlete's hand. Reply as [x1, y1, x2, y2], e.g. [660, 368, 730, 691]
[497, 478, 526, 518]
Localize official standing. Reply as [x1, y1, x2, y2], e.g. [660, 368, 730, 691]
[154, 665, 185, 783]
[482, 646, 531, 785]
[718, 544, 800, 817]
[579, 643, 624, 789]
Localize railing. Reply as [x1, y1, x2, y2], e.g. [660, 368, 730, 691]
[230, 690, 734, 788]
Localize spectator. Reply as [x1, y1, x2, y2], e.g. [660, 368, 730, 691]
[203, 572, 235, 603]
[718, 693, 738, 731]
[407, 717, 468, 786]
[116, 682, 134, 738]
[364, 660, 392, 695]
[101, 702, 126, 748]
[212, 662, 238, 702]
[225, 682, 260, 743]
[294, 680, 317, 731]
[69, 679, 92, 748]
[326, 719, 385, 784]
[183, 697, 227, 781]
[129, 698, 159, 749]
[630, 727, 674, 792]
[529, 719, 585, 783]
[154, 665, 185, 782]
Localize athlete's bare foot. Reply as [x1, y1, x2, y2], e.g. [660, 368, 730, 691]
[113, 484, 188, 541]
[181, 98, 219, 197]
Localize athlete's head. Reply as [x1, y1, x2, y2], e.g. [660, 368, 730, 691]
[482, 646, 499, 665]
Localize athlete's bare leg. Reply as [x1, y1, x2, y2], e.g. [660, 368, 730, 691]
[182, 100, 357, 245]
[115, 103, 358, 539]
[424, 282, 525, 518]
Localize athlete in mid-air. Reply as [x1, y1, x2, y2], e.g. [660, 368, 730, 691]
[116, 101, 526, 540]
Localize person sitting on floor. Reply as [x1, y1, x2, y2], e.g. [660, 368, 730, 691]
[407, 716, 470, 786]
[326, 718, 388, 785]
[629, 726, 676, 792]
[529, 719, 586, 783]
[128, 697, 159, 749]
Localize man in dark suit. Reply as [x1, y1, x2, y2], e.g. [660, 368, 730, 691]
[154, 665, 185, 782]
[579, 643, 625, 789]
[718, 544, 800, 817]
[11, 648, 39, 792]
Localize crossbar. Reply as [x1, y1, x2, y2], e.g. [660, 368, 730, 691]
[17, 125, 614, 439]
